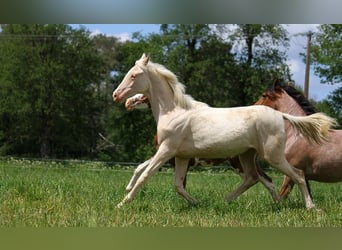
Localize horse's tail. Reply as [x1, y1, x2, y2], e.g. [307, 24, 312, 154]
[281, 112, 338, 145]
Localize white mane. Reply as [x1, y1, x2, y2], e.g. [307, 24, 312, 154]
[145, 61, 194, 110]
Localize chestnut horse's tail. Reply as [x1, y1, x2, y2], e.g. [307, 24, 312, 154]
[281, 112, 338, 145]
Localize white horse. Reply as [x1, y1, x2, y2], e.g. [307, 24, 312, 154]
[113, 53, 337, 209]
[124, 93, 275, 194]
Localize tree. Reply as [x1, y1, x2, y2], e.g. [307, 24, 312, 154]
[156, 25, 237, 106]
[316, 87, 342, 128]
[0, 24, 106, 157]
[216, 24, 291, 105]
[311, 24, 342, 84]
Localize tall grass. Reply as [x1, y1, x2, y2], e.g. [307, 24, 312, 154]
[0, 158, 341, 227]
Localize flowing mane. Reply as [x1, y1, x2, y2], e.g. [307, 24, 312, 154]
[145, 61, 194, 110]
[269, 82, 317, 115]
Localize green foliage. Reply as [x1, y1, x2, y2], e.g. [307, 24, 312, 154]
[315, 87, 342, 128]
[0, 24, 106, 157]
[158, 25, 239, 107]
[227, 24, 291, 105]
[0, 159, 341, 227]
[311, 24, 342, 84]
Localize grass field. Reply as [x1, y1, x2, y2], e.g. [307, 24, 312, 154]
[0, 158, 341, 227]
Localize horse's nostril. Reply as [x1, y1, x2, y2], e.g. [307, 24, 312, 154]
[113, 91, 118, 101]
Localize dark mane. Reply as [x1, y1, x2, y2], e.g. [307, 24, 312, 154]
[270, 82, 317, 115]
[281, 85, 317, 115]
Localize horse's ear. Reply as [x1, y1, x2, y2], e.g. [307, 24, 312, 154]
[273, 79, 283, 91]
[141, 53, 150, 65]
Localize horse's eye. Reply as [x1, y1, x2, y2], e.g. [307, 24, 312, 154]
[131, 74, 135, 79]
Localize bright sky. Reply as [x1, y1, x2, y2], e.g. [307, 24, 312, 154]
[71, 24, 340, 101]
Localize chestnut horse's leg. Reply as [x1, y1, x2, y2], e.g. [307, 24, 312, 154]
[279, 176, 294, 199]
[279, 176, 312, 200]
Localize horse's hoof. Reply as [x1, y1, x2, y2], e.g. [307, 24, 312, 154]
[192, 200, 199, 205]
[116, 201, 125, 209]
[306, 204, 316, 210]
[225, 196, 234, 203]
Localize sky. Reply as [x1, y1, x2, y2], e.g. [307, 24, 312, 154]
[72, 24, 340, 101]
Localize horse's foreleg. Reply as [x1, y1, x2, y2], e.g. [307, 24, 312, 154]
[279, 176, 294, 199]
[126, 158, 152, 192]
[117, 144, 174, 208]
[226, 149, 259, 202]
[174, 157, 198, 204]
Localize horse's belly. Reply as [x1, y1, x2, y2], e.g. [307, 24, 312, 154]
[175, 134, 251, 159]
[175, 147, 249, 159]
[305, 161, 342, 182]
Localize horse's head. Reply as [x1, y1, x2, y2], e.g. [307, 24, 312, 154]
[125, 94, 150, 111]
[254, 80, 285, 110]
[113, 53, 151, 103]
[255, 80, 316, 116]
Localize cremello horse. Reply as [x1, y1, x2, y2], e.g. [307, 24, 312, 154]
[113, 54, 336, 209]
[125, 93, 273, 191]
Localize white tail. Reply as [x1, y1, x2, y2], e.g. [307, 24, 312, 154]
[282, 112, 338, 144]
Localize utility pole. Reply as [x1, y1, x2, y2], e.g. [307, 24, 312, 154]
[304, 31, 313, 99]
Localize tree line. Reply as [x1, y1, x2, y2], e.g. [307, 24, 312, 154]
[0, 24, 340, 161]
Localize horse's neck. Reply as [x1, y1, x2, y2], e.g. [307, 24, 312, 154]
[277, 93, 307, 150]
[277, 93, 306, 117]
[147, 74, 178, 124]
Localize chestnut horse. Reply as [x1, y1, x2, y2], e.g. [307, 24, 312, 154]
[255, 81, 342, 199]
[113, 54, 336, 209]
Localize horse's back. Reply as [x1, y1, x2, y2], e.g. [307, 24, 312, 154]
[173, 105, 285, 158]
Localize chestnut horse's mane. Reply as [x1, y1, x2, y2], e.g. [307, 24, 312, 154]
[269, 82, 317, 115]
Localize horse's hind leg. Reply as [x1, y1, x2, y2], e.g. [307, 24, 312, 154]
[265, 154, 315, 209]
[226, 149, 259, 202]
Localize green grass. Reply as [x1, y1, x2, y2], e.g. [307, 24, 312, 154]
[0, 158, 341, 227]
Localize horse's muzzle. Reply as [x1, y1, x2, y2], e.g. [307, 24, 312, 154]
[113, 90, 122, 103]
